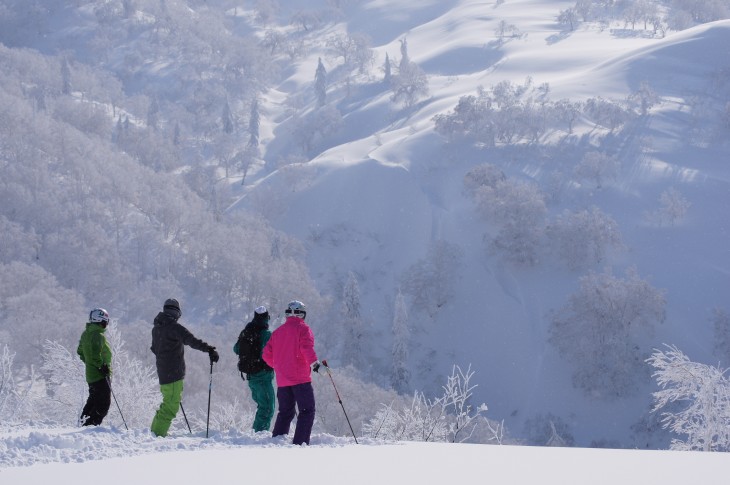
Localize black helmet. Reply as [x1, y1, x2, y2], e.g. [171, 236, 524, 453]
[163, 298, 181, 319]
[253, 305, 270, 324]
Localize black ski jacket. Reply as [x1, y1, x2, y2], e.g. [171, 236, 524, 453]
[151, 311, 212, 385]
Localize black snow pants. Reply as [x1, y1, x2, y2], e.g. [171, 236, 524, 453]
[81, 378, 111, 426]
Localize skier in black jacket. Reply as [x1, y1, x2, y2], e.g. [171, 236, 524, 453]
[150, 298, 219, 437]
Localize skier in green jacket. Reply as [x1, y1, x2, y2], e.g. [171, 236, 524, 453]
[77, 308, 113, 426]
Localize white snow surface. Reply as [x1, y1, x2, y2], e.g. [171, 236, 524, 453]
[1, 425, 729, 484]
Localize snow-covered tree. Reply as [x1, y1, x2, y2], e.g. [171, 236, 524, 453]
[574, 151, 620, 189]
[628, 80, 660, 116]
[290, 104, 343, 154]
[315, 57, 327, 108]
[341, 271, 366, 369]
[523, 413, 575, 447]
[221, 99, 234, 134]
[713, 309, 730, 366]
[383, 52, 392, 83]
[462, 163, 506, 196]
[583, 97, 633, 132]
[391, 38, 429, 107]
[473, 179, 547, 265]
[557, 8, 579, 31]
[365, 365, 489, 443]
[104, 322, 159, 429]
[647, 344, 730, 451]
[400, 240, 463, 317]
[550, 267, 666, 397]
[391, 290, 410, 393]
[326, 32, 374, 75]
[546, 207, 624, 270]
[247, 98, 260, 148]
[654, 187, 691, 226]
[441, 365, 488, 443]
[40, 339, 87, 425]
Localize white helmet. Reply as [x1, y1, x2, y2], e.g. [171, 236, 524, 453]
[285, 300, 307, 319]
[89, 308, 110, 325]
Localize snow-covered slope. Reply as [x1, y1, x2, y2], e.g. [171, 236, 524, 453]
[231, 2, 730, 447]
[2, 425, 729, 484]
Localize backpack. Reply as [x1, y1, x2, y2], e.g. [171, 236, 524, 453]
[236, 324, 271, 375]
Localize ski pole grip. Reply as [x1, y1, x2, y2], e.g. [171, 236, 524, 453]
[322, 359, 329, 368]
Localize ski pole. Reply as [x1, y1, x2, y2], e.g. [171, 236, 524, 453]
[321, 360, 358, 444]
[180, 402, 192, 434]
[206, 362, 213, 438]
[106, 376, 128, 431]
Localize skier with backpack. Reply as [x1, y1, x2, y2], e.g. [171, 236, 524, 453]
[263, 300, 322, 445]
[234, 305, 275, 433]
[150, 298, 219, 437]
[77, 308, 113, 426]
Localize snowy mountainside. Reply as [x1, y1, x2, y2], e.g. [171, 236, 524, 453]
[231, 2, 730, 447]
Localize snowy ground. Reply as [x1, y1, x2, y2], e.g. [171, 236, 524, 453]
[1, 425, 729, 484]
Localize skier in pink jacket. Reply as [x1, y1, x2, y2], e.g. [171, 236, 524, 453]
[262, 300, 321, 445]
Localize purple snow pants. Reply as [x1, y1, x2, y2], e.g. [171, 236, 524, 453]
[272, 382, 315, 445]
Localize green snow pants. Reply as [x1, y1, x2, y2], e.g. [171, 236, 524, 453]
[151, 379, 184, 437]
[248, 370, 275, 432]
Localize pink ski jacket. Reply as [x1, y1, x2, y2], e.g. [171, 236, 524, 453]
[262, 316, 318, 387]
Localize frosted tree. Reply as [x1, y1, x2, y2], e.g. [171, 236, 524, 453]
[557, 8, 579, 31]
[247, 98, 260, 148]
[315, 57, 327, 108]
[365, 365, 489, 443]
[0, 345, 37, 423]
[523, 413, 575, 446]
[462, 163, 506, 196]
[400, 240, 464, 317]
[221, 100, 234, 134]
[713, 309, 730, 366]
[628, 80, 660, 115]
[398, 37, 410, 70]
[104, 321, 159, 428]
[391, 38, 429, 107]
[40, 340, 87, 425]
[147, 96, 160, 132]
[326, 32, 374, 75]
[647, 344, 730, 451]
[391, 290, 410, 393]
[546, 207, 624, 270]
[290, 104, 343, 154]
[473, 179, 546, 265]
[549, 267, 666, 397]
[342, 271, 366, 369]
[363, 390, 448, 442]
[649, 187, 691, 226]
[383, 52, 392, 84]
[584, 97, 633, 132]
[574, 151, 620, 189]
[442, 365, 488, 443]
[61, 57, 72, 95]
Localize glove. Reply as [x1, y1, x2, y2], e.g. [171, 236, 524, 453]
[311, 361, 321, 373]
[99, 364, 111, 377]
[208, 347, 220, 364]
